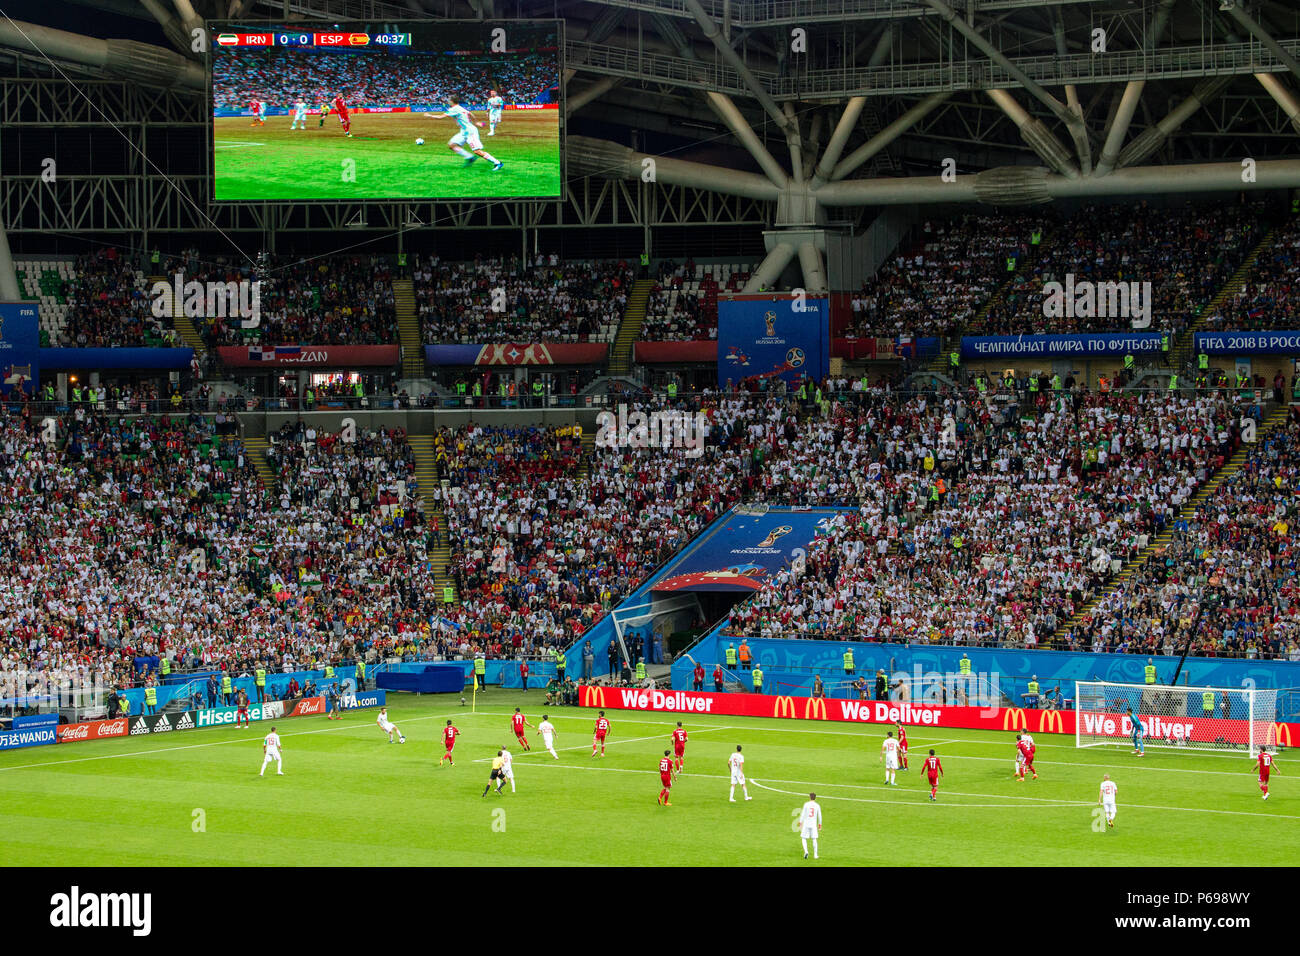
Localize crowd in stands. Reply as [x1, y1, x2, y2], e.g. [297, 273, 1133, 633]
[214, 48, 557, 112]
[57, 248, 177, 349]
[1208, 216, 1300, 331]
[974, 202, 1265, 336]
[720, 387, 1247, 651]
[415, 254, 632, 343]
[640, 261, 752, 341]
[1066, 412, 1300, 661]
[845, 214, 1045, 338]
[177, 251, 398, 347]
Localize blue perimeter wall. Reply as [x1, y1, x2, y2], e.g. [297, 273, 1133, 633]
[119, 659, 557, 714]
[671, 634, 1300, 718]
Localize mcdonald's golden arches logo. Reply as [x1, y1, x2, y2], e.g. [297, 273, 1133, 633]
[585, 686, 606, 709]
[1037, 710, 1065, 734]
[1002, 707, 1028, 731]
[1274, 723, 1292, 749]
[772, 695, 796, 719]
[804, 697, 828, 721]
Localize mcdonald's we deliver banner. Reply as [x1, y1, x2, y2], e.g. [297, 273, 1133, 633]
[578, 687, 1300, 744]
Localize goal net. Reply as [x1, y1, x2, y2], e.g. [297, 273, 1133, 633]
[1074, 681, 1278, 756]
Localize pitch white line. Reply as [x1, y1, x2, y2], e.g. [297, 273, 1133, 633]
[471, 725, 737, 762]
[750, 778, 1084, 810]
[503, 757, 1300, 820]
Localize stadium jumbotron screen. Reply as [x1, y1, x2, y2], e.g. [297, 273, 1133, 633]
[208, 20, 561, 201]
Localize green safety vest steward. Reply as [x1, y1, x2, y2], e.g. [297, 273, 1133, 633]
[667, 381, 677, 398]
[1031, 230, 1042, 245]
[1144, 664, 1157, 684]
[1203, 690, 1215, 710]
[1293, 381, 1300, 400]
[356, 662, 366, 679]
[959, 657, 971, 675]
[472, 383, 482, 396]
[1051, 375, 1062, 390]
[398, 253, 407, 266]
[726, 646, 737, 667]
[949, 351, 959, 367]
[455, 382, 466, 395]
[1123, 354, 1134, 369]
[474, 657, 486, 675]
[443, 586, 455, 603]
[1198, 353, 1209, 370]
[255, 667, 266, 687]
[976, 378, 987, 394]
[1168, 374, 1178, 390]
[1161, 335, 1169, 352]
[1027, 680, 1039, 695]
[145, 687, 157, 706]
[636, 661, 646, 680]
[159, 657, 170, 676]
[532, 382, 543, 396]
[639, 253, 650, 266]
[554, 650, 565, 669]
[843, 651, 854, 669]
[221, 676, 232, 694]
[752, 668, 763, 688]
[1006, 257, 1016, 271]
[324, 665, 334, 679]
[1029, 378, 1039, 393]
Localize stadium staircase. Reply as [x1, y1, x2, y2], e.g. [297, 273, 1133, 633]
[393, 278, 425, 379]
[577, 428, 595, 481]
[408, 434, 456, 603]
[1168, 226, 1278, 372]
[1048, 403, 1292, 647]
[921, 234, 1048, 378]
[610, 278, 653, 375]
[239, 435, 276, 494]
[149, 274, 206, 358]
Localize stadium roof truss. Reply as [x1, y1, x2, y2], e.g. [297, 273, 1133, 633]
[0, 0, 1298, 290]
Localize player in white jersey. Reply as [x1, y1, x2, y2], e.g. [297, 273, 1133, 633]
[486, 90, 504, 135]
[881, 731, 901, 784]
[1098, 773, 1118, 828]
[536, 714, 559, 758]
[728, 745, 752, 802]
[499, 745, 516, 792]
[377, 707, 405, 743]
[259, 725, 284, 776]
[290, 101, 308, 129]
[438, 95, 503, 170]
[799, 793, 823, 860]
[256, 101, 267, 125]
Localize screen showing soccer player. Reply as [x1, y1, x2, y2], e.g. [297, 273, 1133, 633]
[209, 20, 561, 201]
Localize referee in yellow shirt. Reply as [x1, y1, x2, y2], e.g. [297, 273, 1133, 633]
[482, 751, 507, 797]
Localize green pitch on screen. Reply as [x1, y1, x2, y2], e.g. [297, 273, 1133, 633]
[212, 111, 560, 201]
[1, 692, 1294, 867]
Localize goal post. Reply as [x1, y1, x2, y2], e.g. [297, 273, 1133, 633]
[1074, 680, 1278, 756]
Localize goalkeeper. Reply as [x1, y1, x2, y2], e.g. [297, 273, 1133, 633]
[1127, 706, 1146, 756]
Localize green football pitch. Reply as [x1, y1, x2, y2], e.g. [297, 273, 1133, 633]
[212, 110, 560, 201]
[1, 691, 1294, 867]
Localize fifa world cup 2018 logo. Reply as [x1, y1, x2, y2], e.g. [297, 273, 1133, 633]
[764, 311, 777, 336]
[758, 525, 793, 548]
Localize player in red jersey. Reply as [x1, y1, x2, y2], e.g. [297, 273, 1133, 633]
[1257, 749, 1279, 800]
[671, 721, 688, 773]
[895, 721, 909, 770]
[923, 748, 944, 801]
[657, 750, 674, 806]
[331, 95, 352, 137]
[592, 710, 610, 756]
[511, 707, 534, 750]
[1015, 733, 1036, 780]
[440, 719, 460, 765]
